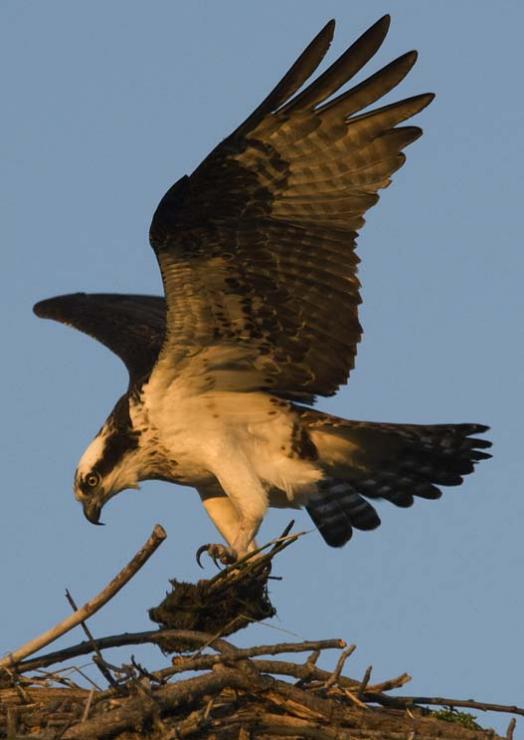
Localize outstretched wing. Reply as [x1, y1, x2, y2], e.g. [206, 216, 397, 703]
[33, 293, 166, 387]
[149, 16, 434, 402]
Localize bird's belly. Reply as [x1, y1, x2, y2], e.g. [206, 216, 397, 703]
[143, 388, 321, 497]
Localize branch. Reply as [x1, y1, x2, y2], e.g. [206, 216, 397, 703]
[506, 718, 516, 739]
[0, 524, 166, 669]
[65, 589, 118, 688]
[322, 644, 356, 689]
[381, 694, 524, 719]
[154, 638, 346, 681]
[17, 631, 343, 674]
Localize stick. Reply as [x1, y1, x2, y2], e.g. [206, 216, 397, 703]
[375, 693, 524, 718]
[323, 644, 356, 689]
[358, 665, 372, 697]
[206, 523, 305, 587]
[0, 524, 166, 669]
[17, 632, 344, 674]
[155, 639, 345, 681]
[65, 589, 118, 688]
[81, 688, 96, 723]
[16, 629, 236, 674]
[366, 673, 411, 694]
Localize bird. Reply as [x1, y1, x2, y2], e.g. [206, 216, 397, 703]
[34, 16, 491, 565]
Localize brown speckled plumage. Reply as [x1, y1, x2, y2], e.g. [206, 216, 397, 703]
[33, 17, 490, 553]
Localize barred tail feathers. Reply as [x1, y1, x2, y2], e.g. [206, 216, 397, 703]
[306, 480, 380, 547]
[299, 409, 491, 547]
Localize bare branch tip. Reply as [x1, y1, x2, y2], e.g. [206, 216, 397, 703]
[152, 523, 167, 540]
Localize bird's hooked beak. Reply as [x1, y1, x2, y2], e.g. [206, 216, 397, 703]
[82, 498, 105, 526]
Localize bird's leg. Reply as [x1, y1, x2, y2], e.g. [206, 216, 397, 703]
[197, 491, 259, 567]
[197, 498, 234, 566]
[197, 473, 266, 566]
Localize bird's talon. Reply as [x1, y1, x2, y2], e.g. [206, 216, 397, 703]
[196, 544, 210, 568]
[196, 543, 237, 568]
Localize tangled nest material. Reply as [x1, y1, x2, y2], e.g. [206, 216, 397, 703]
[0, 525, 520, 739]
[2, 631, 512, 739]
[148, 530, 284, 649]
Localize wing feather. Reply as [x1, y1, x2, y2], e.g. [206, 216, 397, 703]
[149, 18, 434, 401]
[234, 20, 336, 137]
[33, 293, 166, 387]
[279, 15, 390, 113]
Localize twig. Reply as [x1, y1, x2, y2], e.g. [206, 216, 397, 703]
[155, 638, 344, 682]
[81, 688, 95, 722]
[6, 707, 18, 738]
[222, 638, 346, 660]
[65, 589, 118, 688]
[193, 615, 251, 658]
[306, 650, 320, 667]
[322, 644, 356, 689]
[269, 520, 296, 551]
[264, 675, 340, 720]
[358, 665, 372, 697]
[506, 717, 516, 739]
[203, 698, 214, 720]
[66, 666, 102, 692]
[246, 618, 300, 638]
[32, 667, 81, 691]
[366, 672, 411, 693]
[253, 658, 360, 690]
[130, 655, 157, 684]
[342, 687, 368, 710]
[206, 522, 305, 587]
[375, 693, 524, 718]
[0, 524, 166, 669]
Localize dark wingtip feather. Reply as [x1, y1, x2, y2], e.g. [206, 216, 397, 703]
[472, 451, 492, 461]
[323, 18, 336, 35]
[33, 297, 54, 317]
[363, 14, 391, 47]
[281, 14, 393, 115]
[470, 423, 490, 434]
[405, 92, 435, 114]
[363, 15, 391, 38]
[420, 91, 436, 109]
[233, 18, 337, 137]
[307, 18, 336, 53]
[470, 438, 492, 449]
[33, 299, 49, 318]
[376, 14, 391, 32]
[33, 293, 85, 319]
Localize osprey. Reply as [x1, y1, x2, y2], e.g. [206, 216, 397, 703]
[35, 16, 490, 564]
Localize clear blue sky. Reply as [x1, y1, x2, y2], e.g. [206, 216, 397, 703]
[1, 2, 523, 735]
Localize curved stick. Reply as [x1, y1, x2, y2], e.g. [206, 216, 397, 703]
[0, 524, 167, 669]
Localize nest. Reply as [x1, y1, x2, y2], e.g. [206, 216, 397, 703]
[148, 541, 281, 650]
[0, 638, 506, 739]
[0, 525, 518, 739]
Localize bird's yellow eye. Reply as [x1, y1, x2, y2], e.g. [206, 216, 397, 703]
[85, 472, 100, 489]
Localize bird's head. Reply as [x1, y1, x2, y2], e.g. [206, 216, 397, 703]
[73, 395, 141, 525]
